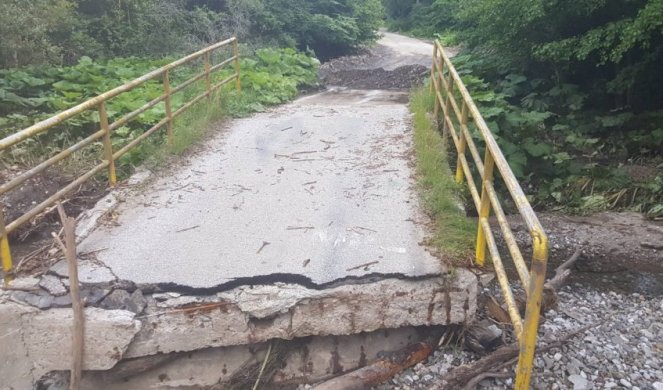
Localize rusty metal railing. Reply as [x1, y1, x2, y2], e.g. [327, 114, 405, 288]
[0, 37, 241, 275]
[430, 42, 549, 389]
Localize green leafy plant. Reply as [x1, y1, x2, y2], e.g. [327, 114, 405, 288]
[0, 47, 319, 179]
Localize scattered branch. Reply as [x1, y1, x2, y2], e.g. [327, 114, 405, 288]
[431, 324, 593, 390]
[53, 202, 84, 390]
[256, 241, 271, 254]
[545, 248, 582, 291]
[175, 225, 200, 233]
[252, 341, 273, 390]
[346, 261, 379, 271]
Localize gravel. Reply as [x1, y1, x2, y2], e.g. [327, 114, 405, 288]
[379, 283, 663, 389]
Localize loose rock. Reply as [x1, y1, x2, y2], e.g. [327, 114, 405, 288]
[39, 275, 67, 296]
[99, 289, 146, 314]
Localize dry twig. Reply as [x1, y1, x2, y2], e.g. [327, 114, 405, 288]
[431, 324, 593, 390]
[252, 341, 273, 390]
[346, 261, 379, 271]
[52, 202, 84, 390]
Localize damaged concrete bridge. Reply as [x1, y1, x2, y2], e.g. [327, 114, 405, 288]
[1, 33, 482, 389]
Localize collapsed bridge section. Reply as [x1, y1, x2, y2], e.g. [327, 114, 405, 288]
[2, 89, 479, 388]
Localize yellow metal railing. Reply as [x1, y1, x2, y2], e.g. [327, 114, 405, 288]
[0, 37, 241, 276]
[430, 42, 549, 389]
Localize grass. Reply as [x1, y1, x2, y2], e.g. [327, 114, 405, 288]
[410, 86, 475, 263]
[119, 89, 246, 176]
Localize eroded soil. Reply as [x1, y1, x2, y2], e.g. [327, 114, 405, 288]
[0, 167, 107, 272]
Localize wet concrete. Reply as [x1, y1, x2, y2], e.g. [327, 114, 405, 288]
[79, 89, 445, 288]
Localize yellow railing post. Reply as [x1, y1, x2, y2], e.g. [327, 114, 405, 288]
[515, 232, 549, 389]
[99, 102, 117, 186]
[442, 71, 455, 143]
[475, 150, 495, 266]
[433, 60, 442, 121]
[430, 44, 438, 94]
[455, 102, 468, 184]
[1, 209, 12, 280]
[233, 38, 241, 92]
[163, 70, 174, 145]
[204, 51, 212, 99]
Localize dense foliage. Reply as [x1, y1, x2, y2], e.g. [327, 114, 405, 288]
[387, 0, 663, 216]
[0, 0, 379, 178]
[0, 48, 318, 169]
[0, 0, 383, 68]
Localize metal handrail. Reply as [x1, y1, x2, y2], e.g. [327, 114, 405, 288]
[430, 41, 549, 389]
[0, 37, 242, 275]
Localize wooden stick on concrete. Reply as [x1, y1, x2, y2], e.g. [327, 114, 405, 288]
[52, 203, 84, 390]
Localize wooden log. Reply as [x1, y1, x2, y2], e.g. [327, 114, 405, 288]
[313, 342, 433, 390]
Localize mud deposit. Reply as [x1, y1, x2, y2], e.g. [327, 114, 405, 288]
[497, 212, 663, 294]
[319, 64, 429, 90]
[318, 32, 437, 91]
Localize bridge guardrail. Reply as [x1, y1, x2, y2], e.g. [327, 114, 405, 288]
[0, 37, 241, 276]
[430, 41, 549, 389]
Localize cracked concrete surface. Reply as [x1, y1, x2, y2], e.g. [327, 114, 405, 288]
[79, 90, 446, 288]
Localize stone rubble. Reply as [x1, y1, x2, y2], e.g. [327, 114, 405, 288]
[378, 283, 663, 390]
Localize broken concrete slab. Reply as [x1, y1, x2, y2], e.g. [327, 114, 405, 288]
[8, 276, 41, 290]
[0, 302, 142, 389]
[24, 307, 141, 373]
[80, 327, 426, 389]
[125, 272, 476, 358]
[54, 287, 111, 307]
[39, 274, 67, 296]
[75, 192, 119, 244]
[74, 168, 153, 244]
[11, 290, 54, 309]
[49, 259, 116, 285]
[0, 301, 39, 390]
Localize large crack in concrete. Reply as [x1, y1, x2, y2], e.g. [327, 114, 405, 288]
[144, 270, 452, 295]
[124, 273, 477, 359]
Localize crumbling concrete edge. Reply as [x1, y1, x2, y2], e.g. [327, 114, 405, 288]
[75, 168, 153, 243]
[1, 270, 478, 388]
[0, 296, 142, 389]
[125, 270, 478, 358]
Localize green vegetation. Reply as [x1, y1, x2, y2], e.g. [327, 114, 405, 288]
[387, 0, 663, 217]
[0, 0, 380, 180]
[0, 0, 383, 68]
[0, 48, 319, 177]
[410, 87, 475, 260]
